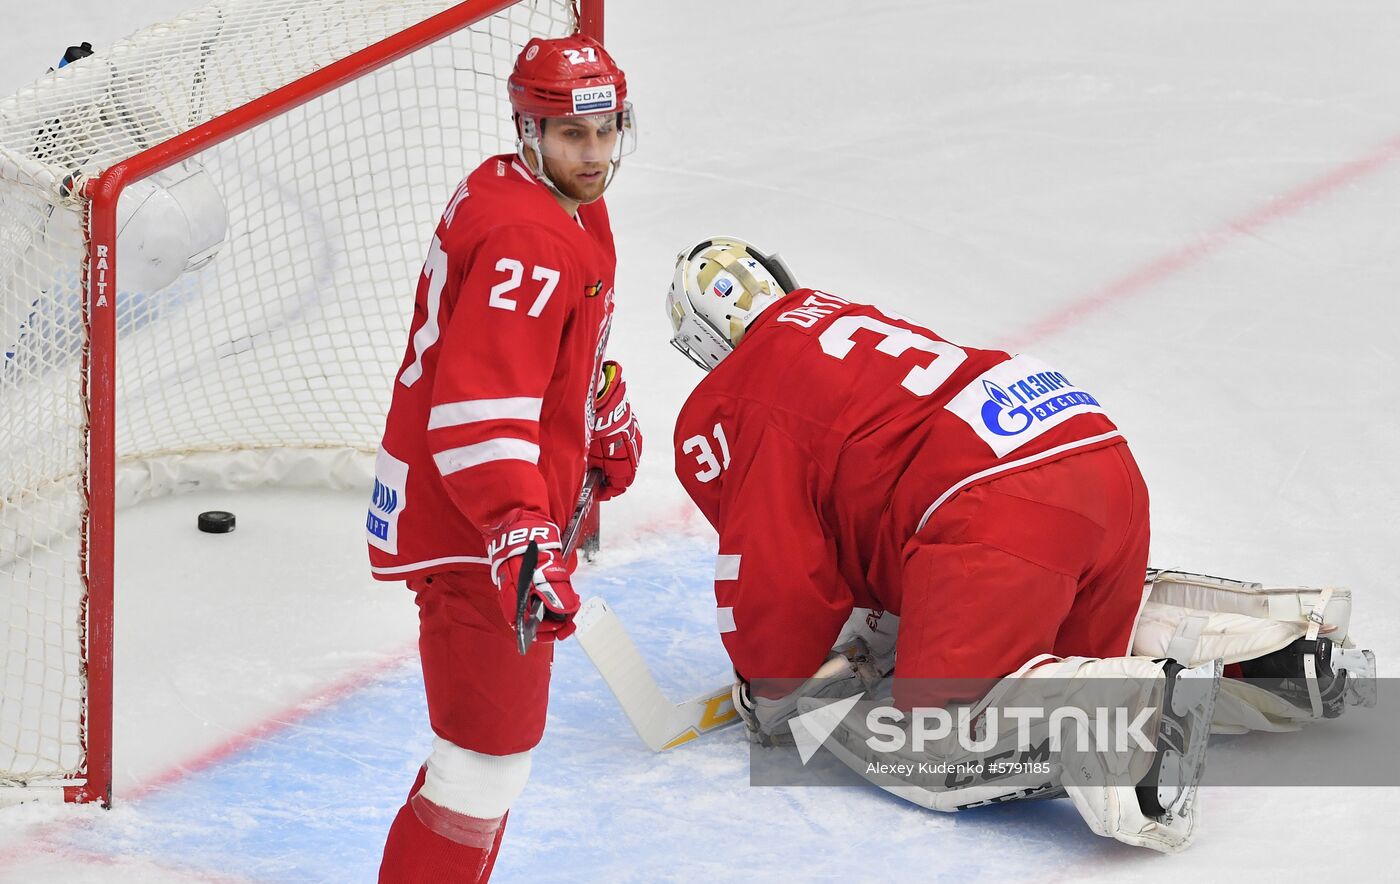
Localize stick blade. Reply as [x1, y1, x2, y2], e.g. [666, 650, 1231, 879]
[573, 597, 740, 751]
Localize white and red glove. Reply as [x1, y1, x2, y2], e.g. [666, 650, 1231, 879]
[487, 513, 580, 643]
[589, 361, 642, 502]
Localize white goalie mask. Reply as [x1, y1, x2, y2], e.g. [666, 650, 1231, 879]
[666, 236, 798, 371]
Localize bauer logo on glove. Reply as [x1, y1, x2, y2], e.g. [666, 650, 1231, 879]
[487, 513, 580, 648]
[588, 360, 642, 501]
[487, 524, 555, 564]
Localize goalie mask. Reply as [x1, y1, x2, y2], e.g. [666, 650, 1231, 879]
[508, 34, 636, 203]
[666, 236, 798, 371]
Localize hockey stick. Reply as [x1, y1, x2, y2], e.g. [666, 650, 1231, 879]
[573, 596, 740, 750]
[516, 468, 604, 654]
[518, 470, 740, 749]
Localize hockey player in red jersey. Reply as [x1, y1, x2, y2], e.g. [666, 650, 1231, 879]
[666, 236, 1219, 852]
[368, 35, 641, 882]
[665, 237, 1379, 853]
[668, 236, 1145, 704]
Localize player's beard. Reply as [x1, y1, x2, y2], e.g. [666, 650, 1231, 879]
[545, 157, 611, 205]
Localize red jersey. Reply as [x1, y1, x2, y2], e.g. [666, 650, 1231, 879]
[367, 155, 616, 581]
[673, 290, 1124, 681]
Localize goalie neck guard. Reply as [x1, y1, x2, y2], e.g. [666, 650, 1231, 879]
[666, 236, 799, 371]
[508, 34, 635, 202]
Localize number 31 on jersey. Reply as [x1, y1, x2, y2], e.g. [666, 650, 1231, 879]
[682, 422, 731, 483]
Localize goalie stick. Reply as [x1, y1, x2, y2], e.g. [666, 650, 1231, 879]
[573, 596, 740, 750]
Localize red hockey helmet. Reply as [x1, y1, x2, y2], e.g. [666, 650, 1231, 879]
[508, 34, 635, 203]
[508, 34, 627, 118]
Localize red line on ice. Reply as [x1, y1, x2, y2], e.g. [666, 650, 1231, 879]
[127, 642, 419, 800]
[0, 644, 417, 871]
[1005, 131, 1400, 349]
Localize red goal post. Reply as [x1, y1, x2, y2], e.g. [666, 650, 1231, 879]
[0, 0, 604, 807]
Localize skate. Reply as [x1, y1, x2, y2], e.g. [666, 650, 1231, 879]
[1136, 659, 1222, 822]
[1236, 637, 1377, 718]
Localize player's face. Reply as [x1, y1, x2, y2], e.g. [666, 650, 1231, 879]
[539, 114, 619, 204]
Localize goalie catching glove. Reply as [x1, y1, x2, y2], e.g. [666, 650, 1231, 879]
[488, 513, 579, 643]
[589, 361, 642, 502]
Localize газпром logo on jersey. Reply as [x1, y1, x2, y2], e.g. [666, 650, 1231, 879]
[945, 355, 1105, 457]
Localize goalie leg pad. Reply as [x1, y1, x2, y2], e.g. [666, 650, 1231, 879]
[798, 695, 1066, 812]
[1133, 569, 1354, 665]
[1135, 569, 1377, 728]
[805, 655, 1219, 852]
[1061, 657, 1221, 854]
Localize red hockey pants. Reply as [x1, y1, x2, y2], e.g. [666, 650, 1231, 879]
[895, 442, 1150, 706]
[408, 569, 554, 755]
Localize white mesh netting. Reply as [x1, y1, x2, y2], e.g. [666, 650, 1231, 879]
[0, 0, 578, 794]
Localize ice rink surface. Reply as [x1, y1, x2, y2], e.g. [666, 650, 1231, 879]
[3, 0, 1400, 880]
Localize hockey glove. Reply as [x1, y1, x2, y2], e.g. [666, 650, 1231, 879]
[488, 513, 580, 643]
[734, 638, 893, 746]
[589, 361, 642, 502]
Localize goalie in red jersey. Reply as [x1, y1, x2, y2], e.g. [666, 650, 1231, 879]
[666, 236, 1209, 851]
[667, 236, 1148, 703]
[367, 35, 641, 882]
[665, 237, 1378, 853]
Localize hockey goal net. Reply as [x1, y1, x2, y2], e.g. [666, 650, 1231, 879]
[0, 0, 594, 805]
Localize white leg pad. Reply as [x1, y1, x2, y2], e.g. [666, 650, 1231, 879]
[1132, 569, 1354, 665]
[418, 737, 532, 820]
[1062, 658, 1220, 854]
[810, 655, 1180, 826]
[1212, 679, 1312, 734]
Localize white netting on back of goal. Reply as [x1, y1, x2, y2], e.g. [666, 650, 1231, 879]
[0, 0, 577, 792]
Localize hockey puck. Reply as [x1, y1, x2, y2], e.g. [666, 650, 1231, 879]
[197, 511, 236, 534]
